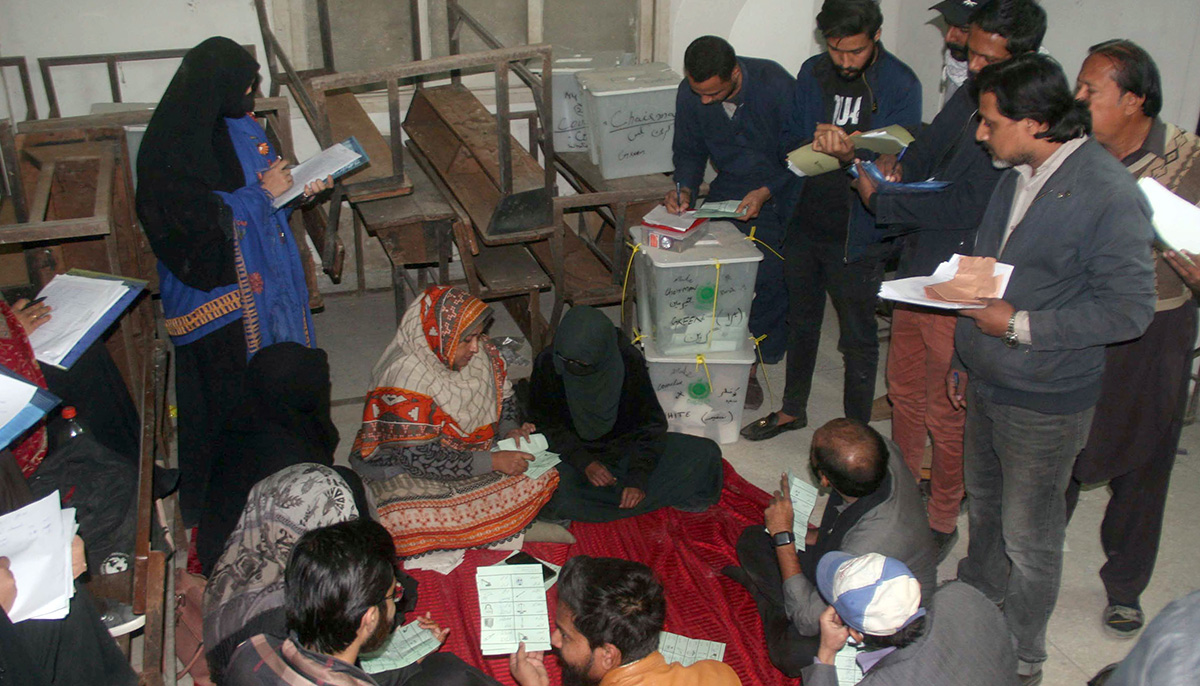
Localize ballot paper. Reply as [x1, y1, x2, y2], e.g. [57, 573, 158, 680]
[360, 620, 442, 673]
[1138, 177, 1200, 253]
[834, 643, 866, 685]
[642, 205, 705, 232]
[271, 137, 368, 208]
[494, 433, 561, 481]
[694, 199, 745, 219]
[658, 631, 726, 666]
[879, 254, 1014, 310]
[476, 564, 552, 655]
[788, 471, 820, 551]
[787, 125, 917, 177]
[0, 492, 78, 623]
[28, 274, 132, 367]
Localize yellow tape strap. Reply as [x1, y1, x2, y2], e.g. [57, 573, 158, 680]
[746, 225, 785, 261]
[706, 259, 721, 347]
[631, 328, 645, 346]
[751, 333, 774, 402]
[695, 354, 713, 395]
[621, 242, 643, 325]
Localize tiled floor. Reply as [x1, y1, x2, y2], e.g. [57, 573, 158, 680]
[314, 288, 1200, 685]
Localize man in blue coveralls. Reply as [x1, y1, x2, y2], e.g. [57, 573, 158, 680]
[667, 35, 797, 410]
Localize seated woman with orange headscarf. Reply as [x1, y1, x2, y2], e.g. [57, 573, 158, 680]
[350, 286, 564, 561]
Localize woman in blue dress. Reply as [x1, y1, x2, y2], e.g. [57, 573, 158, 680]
[136, 37, 328, 524]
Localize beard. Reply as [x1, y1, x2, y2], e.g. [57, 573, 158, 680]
[360, 605, 397, 654]
[946, 42, 968, 62]
[561, 654, 601, 686]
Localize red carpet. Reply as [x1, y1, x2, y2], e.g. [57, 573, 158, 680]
[405, 460, 797, 686]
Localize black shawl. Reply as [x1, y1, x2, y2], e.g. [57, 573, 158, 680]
[135, 36, 260, 291]
[196, 342, 340, 574]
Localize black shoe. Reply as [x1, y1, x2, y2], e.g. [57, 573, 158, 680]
[740, 412, 806, 441]
[745, 375, 764, 411]
[1103, 602, 1145, 639]
[932, 527, 959, 563]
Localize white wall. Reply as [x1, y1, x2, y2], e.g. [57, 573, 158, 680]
[0, 0, 265, 120]
[3, 0, 1199, 132]
[888, 0, 1200, 128]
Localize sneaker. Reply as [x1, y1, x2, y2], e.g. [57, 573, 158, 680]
[745, 374, 764, 411]
[931, 527, 959, 563]
[99, 600, 146, 637]
[1102, 602, 1144, 639]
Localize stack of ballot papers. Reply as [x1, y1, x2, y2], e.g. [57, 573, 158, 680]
[0, 492, 78, 623]
[1138, 177, 1200, 253]
[787, 125, 916, 177]
[27, 272, 142, 369]
[787, 471, 820, 551]
[495, 433, 561, 480]
[642, 205, 705, 233]
[694, 200, 745, 219]
[360, 620, 442, 673]
[658, 632, 726, 666]
[476, 564, 552, 655]
[879, 254, 1014, 310]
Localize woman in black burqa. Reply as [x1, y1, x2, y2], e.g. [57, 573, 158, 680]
[136, 37, 325, 524]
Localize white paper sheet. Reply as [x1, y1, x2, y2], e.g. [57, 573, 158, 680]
[879, 254, 1014, 310]
[658, 631, 726, 666]
[642, 205, 702, 232]
[0, 492, 73, 622]
[788, 472, 820, 551]
[0, 372, 38, 430]
[476, 564, 552, 655]
[494, 434, 561, 481]
[27, 274, 130, 366]
[1139, 177, 1200, 253]
[272, 140, 364, 208]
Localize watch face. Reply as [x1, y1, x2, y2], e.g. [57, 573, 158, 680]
[772, 531, 794, 547]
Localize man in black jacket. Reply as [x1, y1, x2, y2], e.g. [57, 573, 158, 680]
[851, 0, 1045, 561]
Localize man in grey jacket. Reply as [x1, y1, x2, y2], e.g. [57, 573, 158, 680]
[950, 54, 1156, 686]
[801, 551, 1017, 686]
[723, 418, 935, 677]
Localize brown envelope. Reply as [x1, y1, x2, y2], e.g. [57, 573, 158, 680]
[924, 256, 1003, 304]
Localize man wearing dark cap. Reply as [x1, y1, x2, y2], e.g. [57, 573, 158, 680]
[929, 0, 989, 103]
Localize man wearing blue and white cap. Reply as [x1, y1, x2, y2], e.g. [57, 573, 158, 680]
[803, 551, 1016, 685]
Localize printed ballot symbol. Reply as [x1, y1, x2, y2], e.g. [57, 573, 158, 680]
[688, 380, 711, 400]
[695, 284, 716, 307]
[485, 618, 494, 627]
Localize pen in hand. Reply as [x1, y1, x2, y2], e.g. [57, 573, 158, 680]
[23, 297, 46, 310]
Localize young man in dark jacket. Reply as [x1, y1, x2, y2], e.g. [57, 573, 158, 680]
[850, 0, 1046, 559]
[668, 36, 798, 404]
[742, 0, 921, 441]
[952, 54, 1155, 686]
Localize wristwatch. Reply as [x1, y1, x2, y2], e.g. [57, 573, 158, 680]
[771, 530, 796, 548]
[1003, 312, 1020, 349]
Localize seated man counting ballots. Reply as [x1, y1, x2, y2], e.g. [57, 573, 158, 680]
[508, 555, 742, 686]
[224, 518, 501, 686]
[527, 306, 724, 523]
[802, 551, 1017, 686]
[723, 418, 936, 676]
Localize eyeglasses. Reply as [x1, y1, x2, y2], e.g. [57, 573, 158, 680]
[555, 352, 598, 376]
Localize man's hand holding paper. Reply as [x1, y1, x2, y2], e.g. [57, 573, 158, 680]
[879, 254, 1014, 310]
